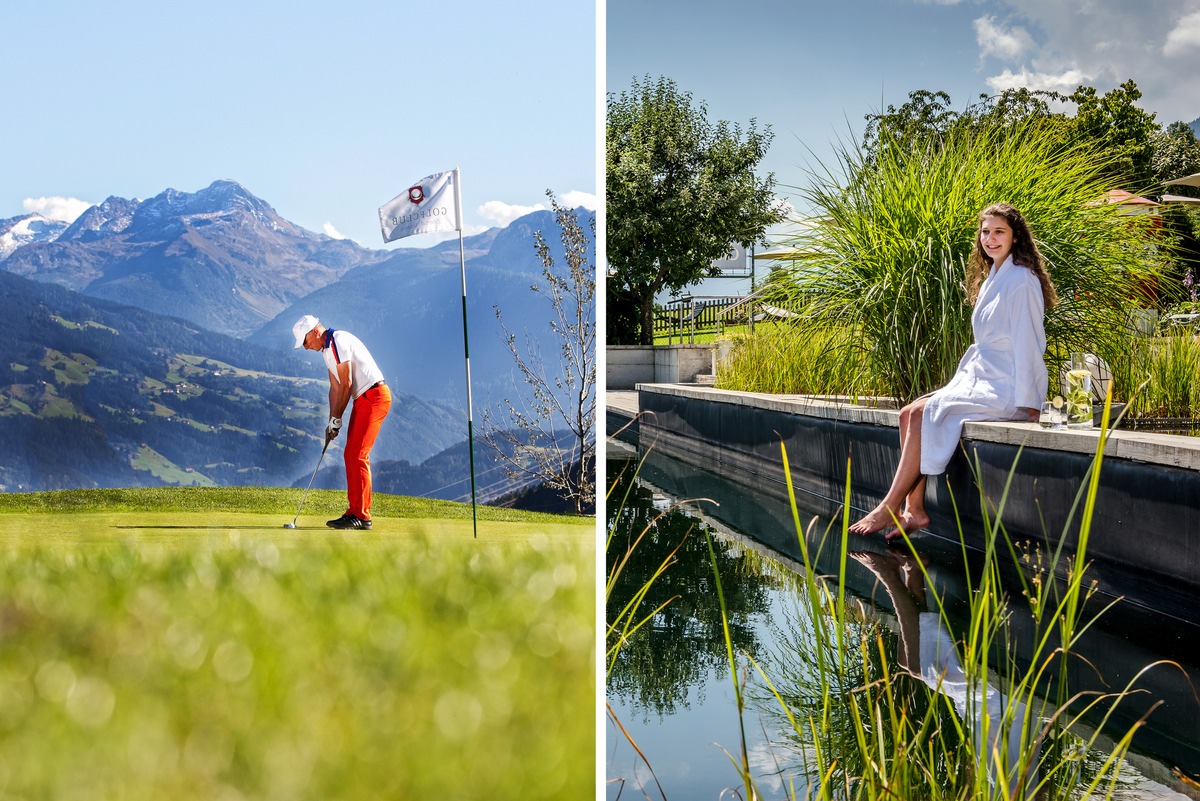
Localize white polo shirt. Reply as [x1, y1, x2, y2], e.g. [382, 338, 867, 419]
[321, 329, 385, 399]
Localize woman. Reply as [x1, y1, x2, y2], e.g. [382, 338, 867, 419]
[849, 203, 1058, 540]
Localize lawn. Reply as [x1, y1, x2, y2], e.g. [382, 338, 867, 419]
[0, 488, 595, 800]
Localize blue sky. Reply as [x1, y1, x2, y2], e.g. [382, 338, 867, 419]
[607, 0, 1200, 294]
[2, 0, 597, 247]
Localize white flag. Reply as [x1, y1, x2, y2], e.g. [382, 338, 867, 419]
[378, 168, 461, 242]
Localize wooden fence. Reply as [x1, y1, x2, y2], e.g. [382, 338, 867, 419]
[653, 293, 800, 343]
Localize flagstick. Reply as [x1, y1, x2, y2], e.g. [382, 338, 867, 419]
[455, 170, 478, 538]
[378, 168, 476, 537]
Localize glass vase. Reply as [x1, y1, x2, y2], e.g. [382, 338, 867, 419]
[1064, 353, 1094, 429]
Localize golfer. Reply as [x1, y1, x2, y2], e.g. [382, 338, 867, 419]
[292, 314, 392, 529]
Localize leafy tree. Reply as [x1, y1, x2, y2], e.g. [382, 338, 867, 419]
[606, 75, 785, 345]
[863, 89, 963, 159]
[481, 193, 595, 515]
[1153, 120, 1200, 192]
[863, 88, 1066, 166]
[970, 87, 1064, 129]
[1066, 80, 1158, 190]
[1152, 122, 1200, 300]
[864, 81, 1159, 191]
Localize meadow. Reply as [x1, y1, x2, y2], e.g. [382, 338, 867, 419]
[0, 487, 594, 800]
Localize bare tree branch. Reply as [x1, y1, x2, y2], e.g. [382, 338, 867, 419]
[481, 192, 596, 514]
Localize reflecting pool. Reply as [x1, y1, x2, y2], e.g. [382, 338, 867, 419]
[606, 441, 1200, 800]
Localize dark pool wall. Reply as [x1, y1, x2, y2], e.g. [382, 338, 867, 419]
[633, 386, 1200, 623]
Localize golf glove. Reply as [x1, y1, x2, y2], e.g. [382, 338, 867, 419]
[326, 416, 342, 440]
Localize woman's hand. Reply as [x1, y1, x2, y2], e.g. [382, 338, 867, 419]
[1021, 406, 1039, 422]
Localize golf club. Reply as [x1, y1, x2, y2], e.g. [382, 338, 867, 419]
[284, 437, 330, 528]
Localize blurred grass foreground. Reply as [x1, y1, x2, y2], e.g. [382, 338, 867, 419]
[0, 487, 594, 800]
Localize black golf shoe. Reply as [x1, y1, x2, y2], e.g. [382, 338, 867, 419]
[326, 513, 372, 530]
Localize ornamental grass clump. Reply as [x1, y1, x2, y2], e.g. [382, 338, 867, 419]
[714, 325, 889, 398]
[758, 121, 1167, 403]
[1107, 331, 1200, 419]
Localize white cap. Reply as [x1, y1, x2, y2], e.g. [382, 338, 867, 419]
[292, 314, 319, 349]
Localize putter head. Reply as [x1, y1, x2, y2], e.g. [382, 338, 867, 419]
[283, 522, 296, 529]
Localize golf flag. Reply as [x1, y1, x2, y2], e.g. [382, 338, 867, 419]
[378, 168, 461, 242]
[375, 167, 479, 536]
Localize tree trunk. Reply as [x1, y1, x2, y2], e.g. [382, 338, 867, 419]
[639, 293, 656, 346]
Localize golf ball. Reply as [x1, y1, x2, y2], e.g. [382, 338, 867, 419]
[283, 522, 296, 529]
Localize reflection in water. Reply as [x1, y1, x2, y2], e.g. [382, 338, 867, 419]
[606, 458, 774, 718]
[606, 444, 1200, 800]
[850, 549, 1041, 799]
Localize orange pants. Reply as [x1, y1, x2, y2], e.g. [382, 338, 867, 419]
[344, 382, 391, 520]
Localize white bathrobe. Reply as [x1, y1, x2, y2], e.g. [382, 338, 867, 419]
[920, 256, 1047, 475]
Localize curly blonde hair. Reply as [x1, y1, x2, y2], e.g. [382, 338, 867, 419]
[965, 203, 1058, 309]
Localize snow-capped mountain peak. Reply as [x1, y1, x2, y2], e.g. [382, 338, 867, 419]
[0, 213, 69, 260]
[57, 196, 139, 243]
[141, 180, 273, 220]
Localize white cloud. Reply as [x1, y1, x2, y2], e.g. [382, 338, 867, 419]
[985, 66, 1091, 95]
[322, 222, 346, 239]
[477, 200, 547, 226]
[974, 15, 1035, 61]
[1164, 10, 1200, 56]
[476, 192, 596, 226]
[985, 0, 1200, 122]
[23, 196, 91, 223]
[559, 190, 597, 210]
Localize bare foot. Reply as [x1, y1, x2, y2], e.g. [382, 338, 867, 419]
[849, 504, 901, 535]
[877, 510, 932, 543]
[897, 510, 930, 531]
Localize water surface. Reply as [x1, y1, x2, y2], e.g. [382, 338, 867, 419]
[606, 442, 1200, 800]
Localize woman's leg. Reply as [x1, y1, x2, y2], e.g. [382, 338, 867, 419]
[850, 397, 931, 535]
[897, 404, 931, 533]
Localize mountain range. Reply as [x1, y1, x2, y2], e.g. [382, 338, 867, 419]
[1, 181, 595, 499]
[2, 180, 588, 407]
[2, 181, 386, 337]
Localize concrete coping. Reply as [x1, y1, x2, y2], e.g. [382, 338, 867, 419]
[633, 383, 1200, 472]
[607, 344, 716, 350]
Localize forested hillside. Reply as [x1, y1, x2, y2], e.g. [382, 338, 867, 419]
[0, 270, 461, 490]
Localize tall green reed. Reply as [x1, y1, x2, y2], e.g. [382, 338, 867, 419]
[758, 121, 1167, 402]
[714, 325, 891, 398]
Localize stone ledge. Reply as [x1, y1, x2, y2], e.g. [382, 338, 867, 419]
[631, 383, 1200, 472]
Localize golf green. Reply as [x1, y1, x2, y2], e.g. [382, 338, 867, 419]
[0, 492, 596, 800]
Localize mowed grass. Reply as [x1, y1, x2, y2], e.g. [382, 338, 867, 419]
[0, 488, 595, 800]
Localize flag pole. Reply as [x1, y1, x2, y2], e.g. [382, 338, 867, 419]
[377, 167, 476, 537]
[455, 168, 478, 538]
